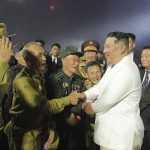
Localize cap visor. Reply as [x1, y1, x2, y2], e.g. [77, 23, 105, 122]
[72, 52, 83, 57]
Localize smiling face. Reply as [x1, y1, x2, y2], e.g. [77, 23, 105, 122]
[62, 55, 80, 76]
[103, 37, 122, 66]
[87, 65, 102, 85]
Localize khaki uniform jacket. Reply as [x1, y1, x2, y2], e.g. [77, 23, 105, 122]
[0, 61, 10, 131]
[9, 68, 71, 129]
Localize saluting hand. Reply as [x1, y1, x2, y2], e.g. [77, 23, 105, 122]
[0, 36, 13, 62]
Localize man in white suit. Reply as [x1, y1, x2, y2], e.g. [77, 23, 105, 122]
[78, 32, 144, 150]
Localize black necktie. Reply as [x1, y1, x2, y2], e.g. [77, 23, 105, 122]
[142, 70, 150, 94]
[52, 58, 56, 64]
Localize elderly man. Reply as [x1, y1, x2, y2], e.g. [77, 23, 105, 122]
[46, 46, 86, 150]
[4, 42, 80, 150]
[78, 32, 144, 150]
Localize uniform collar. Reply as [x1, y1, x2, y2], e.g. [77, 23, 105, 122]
[23, 67, 42, 78]
[61, 69, 75, 80]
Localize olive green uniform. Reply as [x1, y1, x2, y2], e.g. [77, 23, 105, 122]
[0, 61, 10, 150]
[4, 68, 71, 150]
[46, 69, 86, 150]
[78, 61, 88, 80]
[0, 62, 10, 102]
[0, 61, 10, 131]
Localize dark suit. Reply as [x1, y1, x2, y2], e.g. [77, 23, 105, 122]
[45, 55, 62, 79]
[133, 51, 141, 66]
[140, 68, 150, 150]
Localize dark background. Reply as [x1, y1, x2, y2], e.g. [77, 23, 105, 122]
[0, 0, 150, 54]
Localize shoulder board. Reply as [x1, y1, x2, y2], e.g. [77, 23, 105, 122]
[51, 70, 64, 81]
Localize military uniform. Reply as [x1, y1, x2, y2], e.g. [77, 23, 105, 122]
[78, 40, 101, 150]
[47, 69, 86, 150]
[46, 46, 86, 150]
[0, 23, 16, 150]
[4, 67, 72, 150]
[0, 61, 10, 150]
[78, 40, 100, 80]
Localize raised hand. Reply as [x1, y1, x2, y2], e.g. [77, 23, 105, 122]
[0, 36, 13, 62]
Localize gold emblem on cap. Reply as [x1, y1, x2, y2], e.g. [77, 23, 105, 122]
[84, 46, 97, 51]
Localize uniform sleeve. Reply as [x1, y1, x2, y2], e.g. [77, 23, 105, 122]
[14, 77, 45, 108]
[45, 96, 71, 114]
[88, 69, 134, 114]
[0, 61, 9, 98]
[0, 61, 9, 131]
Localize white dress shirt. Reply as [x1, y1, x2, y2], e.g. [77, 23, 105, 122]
[51, 56, 57, 64]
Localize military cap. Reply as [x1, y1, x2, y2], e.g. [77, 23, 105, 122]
[0, 23, 16, 39]
[59, 46, 83, 59]
[81, 40, 100, 53]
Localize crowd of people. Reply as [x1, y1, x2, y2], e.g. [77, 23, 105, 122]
[0, 22, 150, 150]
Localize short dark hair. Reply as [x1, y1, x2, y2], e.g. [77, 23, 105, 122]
[85, 61, 102, 72]
[126, 33, 136, 41]
[51, 43, 61, 49]
[107, 31, 129, 47]
[142, 45, 150, 50]
[35, 39, 45, 47]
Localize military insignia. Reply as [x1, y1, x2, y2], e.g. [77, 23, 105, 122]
[63, 82, 68, 89]
[38, 85, 42, 91]
[63, 82, 69, 95]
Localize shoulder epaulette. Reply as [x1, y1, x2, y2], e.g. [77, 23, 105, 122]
[51, 70, 64, 81]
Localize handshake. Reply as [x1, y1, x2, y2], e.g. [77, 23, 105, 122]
[69, 91, 95, 115]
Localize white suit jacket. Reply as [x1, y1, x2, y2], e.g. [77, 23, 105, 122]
[84, 55, 144, 150]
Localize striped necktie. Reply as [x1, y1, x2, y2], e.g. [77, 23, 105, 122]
[142, 70, 150, 94]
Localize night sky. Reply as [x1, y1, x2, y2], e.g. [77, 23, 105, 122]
[0, 0, 150, 53]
